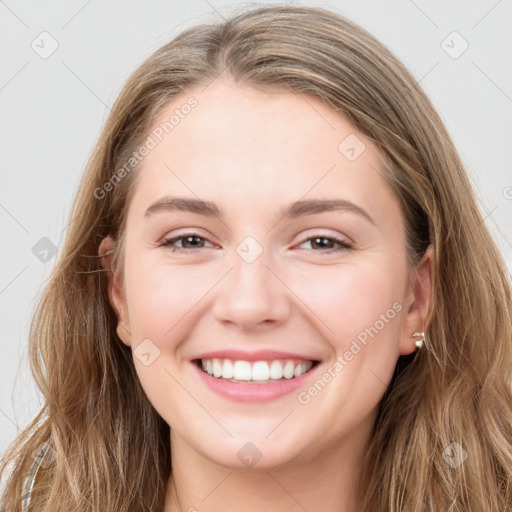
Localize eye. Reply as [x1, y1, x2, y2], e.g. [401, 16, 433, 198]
[297, 235, 352, 253]
[161, 233, 215, 253]
[160, 233, 352, 254]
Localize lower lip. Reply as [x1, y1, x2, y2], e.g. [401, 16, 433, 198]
[192, 361, 319, 403]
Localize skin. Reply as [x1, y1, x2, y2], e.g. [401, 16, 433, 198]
[100, 79, 432, 512]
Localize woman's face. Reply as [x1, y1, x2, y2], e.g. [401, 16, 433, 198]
[102, 80, 431, 470]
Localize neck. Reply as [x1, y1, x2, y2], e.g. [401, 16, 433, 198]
[163, 417, 374, 512]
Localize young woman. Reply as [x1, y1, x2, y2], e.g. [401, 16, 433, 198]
[1, 5, 511, 512]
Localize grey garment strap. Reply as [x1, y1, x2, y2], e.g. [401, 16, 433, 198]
[21, 440, 54, 512]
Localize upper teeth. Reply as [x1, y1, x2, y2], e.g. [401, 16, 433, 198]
[200, 358, 314, 381]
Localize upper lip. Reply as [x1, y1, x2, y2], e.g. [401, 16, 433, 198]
[193, 349, 319, 362]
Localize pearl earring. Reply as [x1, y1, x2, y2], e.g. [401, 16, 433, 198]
[412, 331, 425, 349]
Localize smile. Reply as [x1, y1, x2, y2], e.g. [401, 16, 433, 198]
[191, 349, 322, 402]
[197, 358, 316, 383]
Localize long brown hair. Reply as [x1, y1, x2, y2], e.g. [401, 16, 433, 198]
[1, 5, 511, 511]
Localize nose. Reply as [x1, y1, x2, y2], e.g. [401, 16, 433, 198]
[212, 248, 291, 331]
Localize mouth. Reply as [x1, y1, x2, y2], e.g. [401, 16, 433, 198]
[193, 357, 320, 384]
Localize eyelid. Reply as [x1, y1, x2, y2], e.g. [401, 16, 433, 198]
[295, 233, 352, 251]
[161, 231, 216, 250]
[160, 228, 213, 243]
[296, 228, 352, 244]
[160, 230, 352, 254]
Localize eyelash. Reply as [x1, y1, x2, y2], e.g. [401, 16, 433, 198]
[161, 233, 352, 254]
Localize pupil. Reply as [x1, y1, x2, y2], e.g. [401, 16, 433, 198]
[313, 237, 330, 249]
[184, 236, 202, 248]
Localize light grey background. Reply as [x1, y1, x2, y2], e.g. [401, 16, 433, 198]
[1, 0, 511, 457]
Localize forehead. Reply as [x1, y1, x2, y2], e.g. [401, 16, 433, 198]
[128, 80, 399, 227]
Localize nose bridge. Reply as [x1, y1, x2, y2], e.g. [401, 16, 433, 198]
[230, 235, 277, 302]
[212, 235, 290, 328]
[233, 241, 271, 288]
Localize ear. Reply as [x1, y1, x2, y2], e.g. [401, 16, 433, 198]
[99, 236, 132, 347]
[399, 245, 434, 355]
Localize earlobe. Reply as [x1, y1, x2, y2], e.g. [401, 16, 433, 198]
[399, 245, 434, 355]
[98, 237, 132, 347]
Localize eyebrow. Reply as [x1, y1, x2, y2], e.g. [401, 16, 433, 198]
[144, 196, 375, 225]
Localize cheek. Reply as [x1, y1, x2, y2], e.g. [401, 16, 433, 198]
[125, 258, 214, 338]
[122, 259, 211, 421]
[293, 260, 405, 351]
